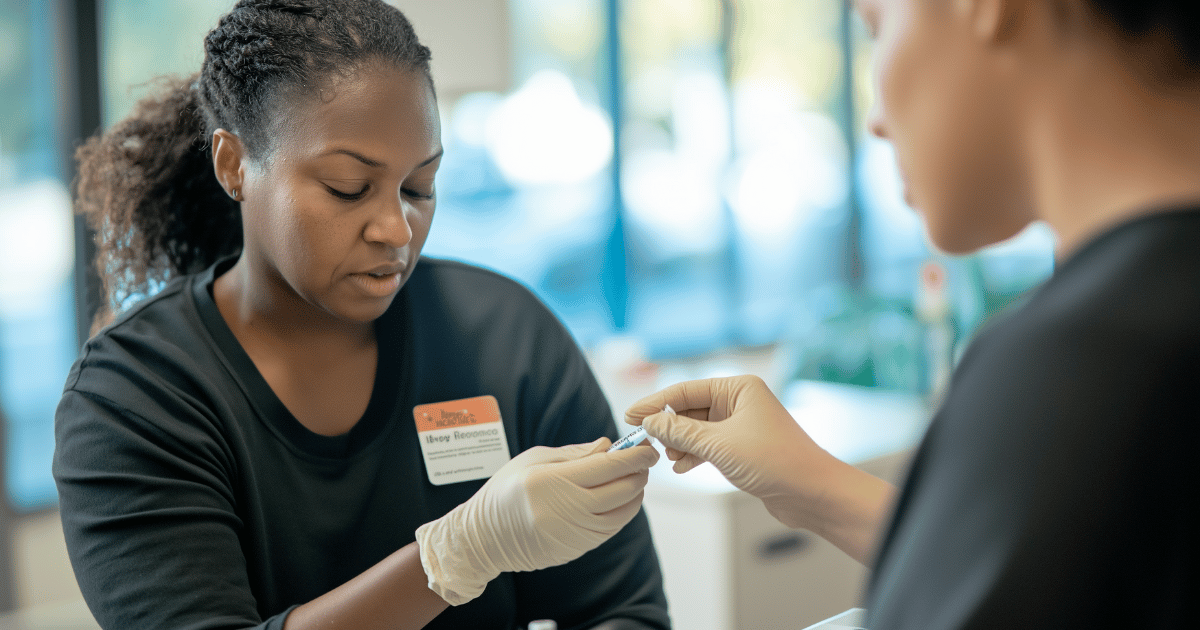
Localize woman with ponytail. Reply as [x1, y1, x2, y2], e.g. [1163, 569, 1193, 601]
[74, 75, 240, 328]
[55, 2, 669, 629]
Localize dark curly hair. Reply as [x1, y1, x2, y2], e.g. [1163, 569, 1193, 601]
[74, 0, 432, 330]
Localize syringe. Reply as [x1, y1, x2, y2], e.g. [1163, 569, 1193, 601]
[608, 404, 674, 452]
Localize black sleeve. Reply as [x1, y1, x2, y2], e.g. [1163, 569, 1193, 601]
[54, 386, 288, 630]
[504, 295, 671, 630]
[865, 320, 1196, 628]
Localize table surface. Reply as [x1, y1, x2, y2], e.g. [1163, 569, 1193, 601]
[801, 607, 866, 629]
[0, 600, 99, 630]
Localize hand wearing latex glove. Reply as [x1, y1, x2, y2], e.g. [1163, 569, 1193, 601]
[415, 438, 659, 605]
[625, 376, 893, 563]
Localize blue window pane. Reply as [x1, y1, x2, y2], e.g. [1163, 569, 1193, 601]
[1, 282, 77, 510]
[1, 1, 77, 511]
[101, 0, 231, 127]
[422, 0, 621, 349]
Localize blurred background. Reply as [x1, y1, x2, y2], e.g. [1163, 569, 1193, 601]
[0, 0, 1054, 627]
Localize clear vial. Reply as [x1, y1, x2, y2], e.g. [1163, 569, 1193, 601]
[527, 621, 557, 630]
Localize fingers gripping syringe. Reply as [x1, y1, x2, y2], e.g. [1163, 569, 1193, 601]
[608, 404, 674, 452]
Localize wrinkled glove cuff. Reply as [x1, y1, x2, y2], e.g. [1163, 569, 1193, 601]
[415, 510, 497, 606]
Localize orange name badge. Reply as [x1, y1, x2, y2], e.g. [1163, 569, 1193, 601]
[413, 395, 512, 486]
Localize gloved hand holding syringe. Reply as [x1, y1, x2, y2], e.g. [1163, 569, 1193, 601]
[608, 404, 673, 452]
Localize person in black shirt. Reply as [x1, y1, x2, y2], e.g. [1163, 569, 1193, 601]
[626, 0, 1199, 627]
[55, 2, 666, 629]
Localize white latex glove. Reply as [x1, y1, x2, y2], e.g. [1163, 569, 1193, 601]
[415, 438, 659, 605]
[624, 375, 839, 529]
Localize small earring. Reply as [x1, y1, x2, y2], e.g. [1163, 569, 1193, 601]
[230, 188, 239, 200]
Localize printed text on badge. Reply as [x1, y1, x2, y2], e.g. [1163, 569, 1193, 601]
[413, 395, 512, 486]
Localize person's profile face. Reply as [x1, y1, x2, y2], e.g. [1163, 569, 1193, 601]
[856, 0, 1035, 254]
[239, 62, 443, 323]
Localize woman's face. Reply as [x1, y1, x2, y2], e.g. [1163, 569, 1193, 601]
[239, 62, 442, 323]
[857, 0, 1035, 254]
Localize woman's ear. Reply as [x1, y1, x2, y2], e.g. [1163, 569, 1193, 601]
[212, 129, 246, 201]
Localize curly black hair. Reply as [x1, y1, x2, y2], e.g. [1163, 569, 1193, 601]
[74, 0, 432, 331]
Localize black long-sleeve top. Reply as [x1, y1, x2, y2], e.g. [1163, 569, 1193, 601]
[867, 209, 1199, 628]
